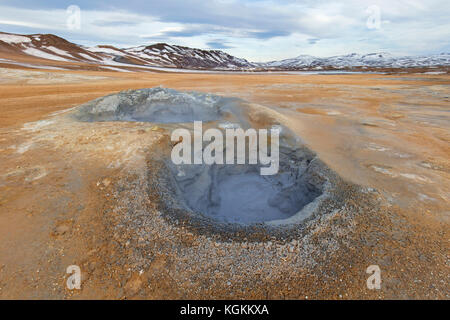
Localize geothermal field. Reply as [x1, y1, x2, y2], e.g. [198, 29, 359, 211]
[0, 66, 448, 300]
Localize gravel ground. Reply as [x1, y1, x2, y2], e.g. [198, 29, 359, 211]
[0, 72, 448, 299]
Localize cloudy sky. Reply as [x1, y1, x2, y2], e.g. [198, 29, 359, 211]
[0, 0, 449, 61]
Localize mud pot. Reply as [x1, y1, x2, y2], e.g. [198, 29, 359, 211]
[73, 88, 363, 238]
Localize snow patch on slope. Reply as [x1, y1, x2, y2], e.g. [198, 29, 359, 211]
[87, 46, 125, 56]
[44, 46, 76, 59]
[23, 47, 70, 62]
[0, 34, 32, 44]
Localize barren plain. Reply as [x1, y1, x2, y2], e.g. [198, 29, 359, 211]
[0, 66, 448, 299]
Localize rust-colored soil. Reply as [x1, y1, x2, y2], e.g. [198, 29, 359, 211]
[0, 66, 448, 299]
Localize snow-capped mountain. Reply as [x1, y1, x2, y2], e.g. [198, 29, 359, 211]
[122, 43, 254, 69]
[86, 43, 255, 69]
[0, 32, 104, 63]
[0, 31, 254, 71]
[259, 52, 450, 69]
[262, 54, 319, 68]
[0, 31, 448, 72]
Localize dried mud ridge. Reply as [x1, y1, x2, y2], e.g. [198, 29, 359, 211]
[73, 87, 373, 242]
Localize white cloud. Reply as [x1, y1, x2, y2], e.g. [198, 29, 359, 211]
[0, 0, 448, 61]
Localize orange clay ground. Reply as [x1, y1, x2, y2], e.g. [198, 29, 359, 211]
[0, 66, 448, 299]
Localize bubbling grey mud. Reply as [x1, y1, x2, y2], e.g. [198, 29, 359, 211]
[166, 145, 324, 224]
[73, 87, 349, 233]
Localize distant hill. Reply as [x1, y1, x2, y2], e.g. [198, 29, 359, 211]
[0, 31, 448, 72]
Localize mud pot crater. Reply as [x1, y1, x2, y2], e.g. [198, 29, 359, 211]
[165, 145, 324, 225]
[73, 87, 353, 239]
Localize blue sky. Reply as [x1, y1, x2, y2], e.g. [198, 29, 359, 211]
[0, 0, 449, 61]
